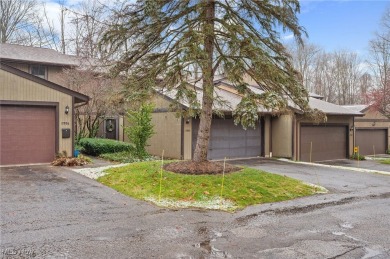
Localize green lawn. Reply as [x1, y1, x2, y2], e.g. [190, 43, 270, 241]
[379, 158, 390, 165]
[98, 161, 322, 211]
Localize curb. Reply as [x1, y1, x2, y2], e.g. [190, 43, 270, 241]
[278, 159, 390, 176]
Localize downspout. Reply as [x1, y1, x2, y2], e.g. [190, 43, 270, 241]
[73, 100, 89, 157]
[296, 118, 299, 161]
[292, 116, 295, 160]
[270, 117, 273, 157]
[352, 116, 355, 157]
[181, 117, 184, 160]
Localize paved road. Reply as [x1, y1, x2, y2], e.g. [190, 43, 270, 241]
[1, 160, 389, 258]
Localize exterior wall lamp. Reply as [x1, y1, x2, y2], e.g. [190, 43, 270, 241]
[65, 105, 70, 115]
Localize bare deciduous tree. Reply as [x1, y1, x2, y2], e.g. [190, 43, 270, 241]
[0, 0, 38, 43]
[288, 42, 367, 105]
[61, 67, 126, 141]
[367, 7, 390, 115]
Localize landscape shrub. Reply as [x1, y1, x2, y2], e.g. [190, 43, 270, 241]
[100, 151, 156, 163]
[350, 153, 365, 160]
[79, 138, 134, 156]
[125, 103, 155, 158]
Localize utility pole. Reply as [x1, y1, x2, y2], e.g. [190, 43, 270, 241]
[61, 6, 66, 54]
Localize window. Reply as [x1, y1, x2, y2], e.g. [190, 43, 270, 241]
[30, 65, 47, 79]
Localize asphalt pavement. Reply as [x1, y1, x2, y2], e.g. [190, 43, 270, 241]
[1, 160, 389, 258]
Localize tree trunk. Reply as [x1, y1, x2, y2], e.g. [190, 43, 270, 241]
[193, 0, 215, 162]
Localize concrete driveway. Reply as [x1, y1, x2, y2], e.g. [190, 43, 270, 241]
[1, 161, 389, 258]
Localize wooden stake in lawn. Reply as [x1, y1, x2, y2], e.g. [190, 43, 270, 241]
[158, 150, 164, 202]
[357, 146, 360, 168]
[220, 157, 226, 209]
[373, 145, 376, 159]
[310, 141, 313, 163]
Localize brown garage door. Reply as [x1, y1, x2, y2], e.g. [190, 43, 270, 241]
[356, 129, 387, 156]
[192, 118, 262, 160]
[300, 125, 348, 162]
[0, 105, 56, 165]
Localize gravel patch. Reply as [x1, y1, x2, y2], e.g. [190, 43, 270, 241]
[145, 196, 238, 211]
[70, 164, 129, 179]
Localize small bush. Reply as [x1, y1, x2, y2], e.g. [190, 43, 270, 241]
[125, 103, 155, 158]
[79, 138, 134, 156]
[52, 153, 91, 166]
[350, 153, 365, 160]
[75, 143, 84, 152]
[100, 151, 156, 163]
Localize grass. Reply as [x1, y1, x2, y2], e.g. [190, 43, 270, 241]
[99, 151, 156, 163]
[98, 161, 321, 211]
[379, 158, 390, 165]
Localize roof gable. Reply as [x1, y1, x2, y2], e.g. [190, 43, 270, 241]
[0, 62, 89, 103]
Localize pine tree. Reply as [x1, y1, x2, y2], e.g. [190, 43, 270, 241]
[101, 0, 319, 162]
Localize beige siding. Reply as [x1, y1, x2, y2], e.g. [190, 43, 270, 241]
[263, 115, 271, 157]
[3, 61, 66, 85]
[3, 62, 29, 73]
[271, 114, 293, 158]
[153, 94, 173, 109]
[0, 69, 73, 156]
[147, 112, 182, 159]
[118, 116, 125, 142]
[242, 73, 257, 85]
[47, 66, 65, 85]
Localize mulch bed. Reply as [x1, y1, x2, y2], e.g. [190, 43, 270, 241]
[163, 160, 241, 175]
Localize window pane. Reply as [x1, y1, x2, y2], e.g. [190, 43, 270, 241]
[31, 65, 46, 79]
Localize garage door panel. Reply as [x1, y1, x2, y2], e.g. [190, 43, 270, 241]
[300, 126, 347, 162]
[193, 118, 261, 159]
[0, 105, 56, 165]
[356, 129, 387, 155]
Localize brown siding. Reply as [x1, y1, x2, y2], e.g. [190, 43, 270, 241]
[0, 69, 73, 157]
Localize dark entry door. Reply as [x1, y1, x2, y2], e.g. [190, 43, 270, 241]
[105, 119, 117, 140]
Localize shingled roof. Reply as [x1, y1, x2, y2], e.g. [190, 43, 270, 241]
[0, 43, 79, 66]
[158, 77, 363, 116]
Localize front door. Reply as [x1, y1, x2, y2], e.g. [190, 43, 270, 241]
[105, 119, 117, 140]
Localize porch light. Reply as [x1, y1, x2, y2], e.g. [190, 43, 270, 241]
[65, 105, 70, 115]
